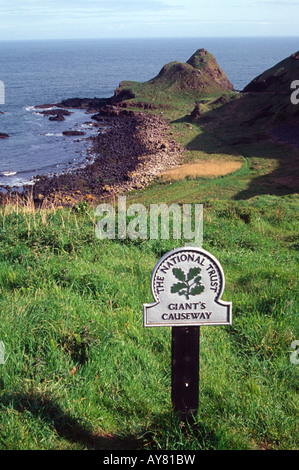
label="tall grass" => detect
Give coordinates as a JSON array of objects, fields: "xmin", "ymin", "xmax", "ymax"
[
  {"xmin": 0, "ymin": 192, "xmax": 298, "ymax": 450},
  {"xmin": 159, "ymin": 159, "xmax": 243, "ymax": 182}
]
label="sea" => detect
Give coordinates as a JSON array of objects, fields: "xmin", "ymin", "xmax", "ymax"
[{"xmin": 0, "ymin": 37, "xmax": 298, "ymax": 189}]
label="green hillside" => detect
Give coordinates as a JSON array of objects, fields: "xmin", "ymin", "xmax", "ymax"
[{"xmin": 115, "ymin": 48, "xmax": 234, "ymax": 108}]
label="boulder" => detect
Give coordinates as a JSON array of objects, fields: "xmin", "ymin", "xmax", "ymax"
[
  {"xmin": 189, "ymin": 102, "xmax": 202, "ymax": 122},
  {"xmin": 39, "ymin": 109, "xmax": 72, "ymax": 117},
  {"xmin": 62, "ymin": 130, "xmax": 86, "ymax": 136},
  {"xmin": 49, "ymin": 113, "xmax": 65, "ymax": 121},
  {"xmin": 91, "ymin": 106, "xmax": 135, "ymax": 120}
]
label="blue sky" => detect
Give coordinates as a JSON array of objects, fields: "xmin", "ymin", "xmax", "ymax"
[{"xmin": 0, "ymin": 0, "xmax": 298, "ymax": 40}]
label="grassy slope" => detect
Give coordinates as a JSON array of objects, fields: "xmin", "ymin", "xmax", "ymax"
[
  {"xmin": 0, "ymin": 194, "xmax": 297, "ymax": 450},
  {"xmin": 0, "ymin": 57, "xmax": 298, "ymax": 450}
]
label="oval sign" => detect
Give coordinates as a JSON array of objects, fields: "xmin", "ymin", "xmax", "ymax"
[{"xmin": 143, "ymin": 246, "xmax": 232, "ymax": 327}]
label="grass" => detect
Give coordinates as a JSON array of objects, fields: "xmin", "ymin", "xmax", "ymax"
[{"xmin": 0, "ymin": 191, "xmax": 298, "ymax": 450}]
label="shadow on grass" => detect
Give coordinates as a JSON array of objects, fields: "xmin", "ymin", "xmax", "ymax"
[
  {"xmin": 179, "ymin": 95, "xmax": 299, "ymax": 200},
  {"xmin": 1, "ymin": 390, "xmax": 252, "ymax": 450},
  {"xmin": 1, "ymin": 390, "xmax": 141, "ymax": 450},
  {"xmin": 141, "ymin": 410, "xmax": 249, "ymax": 450}
]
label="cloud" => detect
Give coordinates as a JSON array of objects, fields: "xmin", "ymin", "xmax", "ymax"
[
  {"xmin": 0, "ymin": 0, "xmax": 298, "ymax": 39},
  {"xmin": 0, "ymin": 0, "xmax": 181, "ymax": 25},
  {"xmin": 257, "ymin": 0, "xmax": 299, "ymax": 3},
  {"xmin": 1, "ymin": 0, "xmax": 174, "ymax": 14}
]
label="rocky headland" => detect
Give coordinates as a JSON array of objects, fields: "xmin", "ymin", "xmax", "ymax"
[{"xmin": 242, "ymin": 51, "xmax": 299, "ymax": 148}]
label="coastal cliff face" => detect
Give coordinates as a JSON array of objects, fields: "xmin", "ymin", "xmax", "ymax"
[
  {"xmin": 238, "ymin": 51, "xmax": 299, "ymax": 134},
  {"xmin": 187, "ymin": 50, "xmax": 299, "ymax": 196},
  {"xmin": 190, "ymin": 50, "xmax": 299, "ymax": 131},
  {"xmin": 243, "ymin": 51, "xmax": 299, "ymax": 93},
  {"xmin": 242, "ymin": 51, "xmax": 299, "ymax": 132}
]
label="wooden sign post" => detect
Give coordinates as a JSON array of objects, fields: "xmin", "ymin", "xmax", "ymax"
[
  {"xmin": 143, "ymin": 246, "xmax": 232, "ymax": 421},
  {"xmin": 171, "ymin": 326, "xmax": 200, "ymax": 419}
]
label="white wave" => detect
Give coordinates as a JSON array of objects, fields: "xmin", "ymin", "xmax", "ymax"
[
  {"xmin": 25, "ymin": 105, "xmax": 43, "ymax": 115},
  {"xmin": 41, "ymin": 133, "xmax": 63, "ymax": 137},
  {"xmin": 26, "ymin": 105, "xmax": 59, "ymax": 113},
  {"xmin": 35, "ymin": 106, "xmax": 57, "ymax": 111},
  {"xmin": 2, "ymin": 171, "xmax": 17, "ymax": 176}
]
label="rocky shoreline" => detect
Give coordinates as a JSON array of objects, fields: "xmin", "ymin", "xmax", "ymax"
[{"xmin": 28, "ymin": 97, "xmax": 184, "ymax": 206}]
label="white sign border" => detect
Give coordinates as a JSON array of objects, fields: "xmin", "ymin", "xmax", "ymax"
[{"xmin": 143, "ymin": 246, "xmax": 232, "ymax": 327}]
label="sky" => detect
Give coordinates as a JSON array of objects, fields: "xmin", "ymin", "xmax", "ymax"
[{"xmin": 0, "ymin": 0, "xmax": 298, "ymax": 41}]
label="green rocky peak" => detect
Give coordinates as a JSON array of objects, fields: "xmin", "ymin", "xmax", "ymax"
[
  {"xmin": 114, "ymin": 48, "xmax": 235, "ymax": 104},
  {"xmin": 186, "ymin": 49, "xmax": 234, "ymax": 91},
  {"xmin": 186, "ymin": 48, "xmax": 213, "ymax": 69},
  {"xmin": 149, "ymin": 48, "xmax": 234, "ymax": 94}
]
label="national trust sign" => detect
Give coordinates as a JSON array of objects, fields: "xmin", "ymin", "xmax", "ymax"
[{"xmin": 143, "ymin": 247, "xmax": 232, "ymax": 327}]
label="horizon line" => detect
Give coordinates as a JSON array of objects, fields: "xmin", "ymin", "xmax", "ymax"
[{"xmin": 0, "ymin": 35, "xmax": 299, "ymax": 42}]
